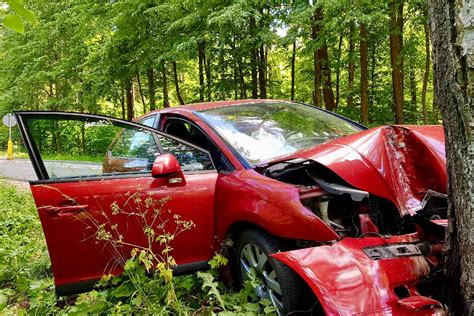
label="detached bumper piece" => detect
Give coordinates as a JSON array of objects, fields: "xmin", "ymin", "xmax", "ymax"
[{"xmin": 272, "ymin": 235, "xmax": 445, "ymax": 315}]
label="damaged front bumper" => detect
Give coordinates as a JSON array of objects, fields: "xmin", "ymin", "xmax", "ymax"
[{"xmin": 272, "ymin": 235, "xmax": 445, "ymax": 315}]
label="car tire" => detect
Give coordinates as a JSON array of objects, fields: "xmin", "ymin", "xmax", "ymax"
[{"xmin": 236, "ymin": 229, "xmax": 304, "ymax": 315}]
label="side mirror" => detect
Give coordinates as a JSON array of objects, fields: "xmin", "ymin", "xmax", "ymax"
[{"xmin": 151, "ymin": 154, "xmax": 185, "ymax": 186}]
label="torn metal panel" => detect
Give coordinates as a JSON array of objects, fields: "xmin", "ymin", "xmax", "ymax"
[
  {"xmin": 272, "ymin": 236, "xmax": 444, "ymax": 315},
  {"xmin": 272, "ymin": 125, "xmax": 447, "ymax": 215}
]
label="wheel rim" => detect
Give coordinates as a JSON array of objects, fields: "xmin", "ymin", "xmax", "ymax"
[{"xmin": 239, "ymin": 243, "xmax": 283, "ymax": 312}]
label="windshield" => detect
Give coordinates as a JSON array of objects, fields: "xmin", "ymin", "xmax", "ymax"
[{"xmin": 197, "ymin": 101, "xmax": 363, "ymax": 164}]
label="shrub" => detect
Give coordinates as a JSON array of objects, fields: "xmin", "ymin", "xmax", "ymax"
[{"xmin": 0, "ymin": 182, "xmax": 276, "ymax": 315}]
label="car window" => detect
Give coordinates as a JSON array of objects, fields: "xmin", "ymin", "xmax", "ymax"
[
  {"xmin": 138, "ymin": 115, "xmax": 156, "ymax": 127},
  {"xmin": 197, "ymin": 101, "xmax": 362, "ymax": 164},
  {"xmin": 162, "ymin": 117, "xmax": 228, "ymax": 170},
  {"xmin": 23, "ymin": 115, "xmax": 161, "ymax": 179},
  {"xmin": 159, "ymin": 135, "xmax": 214, "ymax": 172},
  {"xmin": 107, "ymin": 128, "xmax": 160, "ymax": 173}
]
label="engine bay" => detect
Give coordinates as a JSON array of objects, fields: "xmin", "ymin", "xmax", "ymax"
[{"xmin": 255, "ymin": 159, "xmax": 448, "ymax": 239}]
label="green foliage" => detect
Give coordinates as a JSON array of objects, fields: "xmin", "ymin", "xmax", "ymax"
[
  {"xmin": 0, "ymin": 0, "xmax": 440, "ymax": 145},
  {"xmin": 0, "ymin": 182, "xmax": 278, "ymax": 314},
  {"xmin": 1, "ymin": 0, "xmax": 36, "ymax": 33},
  {"xmin": 0, "ymin": 180, "xmax": 56, "ymax": 314}
]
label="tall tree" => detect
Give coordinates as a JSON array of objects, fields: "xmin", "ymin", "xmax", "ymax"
[
  {"xmin": 311, "ymin": 6, "xmax": 335, "ymax": 111},
  {"xmin": 258, "ymin": 44, "xmax": 267, "ymax": 98},
  {"xmin": 198, "ymin": 41, "xmax": 205, "ymax": 102},
  {"xmin": 125, "ymin": 80, "xmax": 134, "ymax": 121},
  {"xmin": 421, "ymin": 22, "xmax": 430, "ymax": 124},
  {"xmin": 249, "ymin": 15, "xmax": 259, "ymax": 99},
  {"xmin": 428, "ymin": 0, "xmax": 474, "ymax": 314},
  {"xmin": 311, "ymin": 7, "xmax": 323, "ymax": 107},
  {"xmin": 162, "ymin": 63, "xmax": 169, "ymax": 108},
  {"xmin": 360, "ymin": 23, "xmax": 369, "ymax": 124},
  {"xmin": 389, "ymin": 0, "xmax": 405, "ymax": 123},
  {"xmin": 347, "ymin": 16, "xmax": 355, "ymax": 108},
  {"xmin": 291, "ymin": 41, "xmax": 296, "ymax": 101},
  {"xmin": 335, "ymin": 35, "xmax": 343, "ymax": 109},
  {"xmin": 147, "ymin": 68, "xmax": 156, "ymax": 111},
  {"xmin": 172, "ymin": 61, "xmax": 185, "ymax": 105}
]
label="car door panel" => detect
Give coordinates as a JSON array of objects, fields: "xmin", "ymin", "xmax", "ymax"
[{"xmin": 15, "ymin": 112, "xmax": 217, "ymax": 295}]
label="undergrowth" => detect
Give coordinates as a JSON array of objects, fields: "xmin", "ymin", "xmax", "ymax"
[{"xmin": 0, "ymin": 181, "xmax": 275, "ymax": 315}]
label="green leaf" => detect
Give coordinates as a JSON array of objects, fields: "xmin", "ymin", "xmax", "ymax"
[
  {"xmin": 0, "ymin": 293, "xmax": 8, "ymax": 310},
  {"xmin": 8, "ymin": 1, "xmax": 36, "ymax": 23},
  {"xmin": 3, "ymin": 14, "xmax": 25, "ymax": 33}
]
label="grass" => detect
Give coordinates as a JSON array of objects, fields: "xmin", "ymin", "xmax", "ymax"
[
  {"xmin": 41, "ymin": 153, "xmax": 103, "ymax": 163},
  {"xmin": 0, "ymin": 180, "xmax": 55, "ymax": 314},
  {"xmin": 0, "ymin": 181, "xmax": 274, "ymax": 315},
  {"xmin": 0, "ymin": 150, "xmax": 103, "ymax": 162},
  {"xmin": 0, "ymin": 151, "xmax": 29, "ymax": 159}
]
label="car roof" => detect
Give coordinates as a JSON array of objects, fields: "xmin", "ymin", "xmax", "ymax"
[{"xmin": 148, "ymin": 99, "xmax": 288, "ymax": 115}]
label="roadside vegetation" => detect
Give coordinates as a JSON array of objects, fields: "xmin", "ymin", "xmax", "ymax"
[{"xmin": 0, "ymin": 181, "xmax": 275, "ymax": 314}]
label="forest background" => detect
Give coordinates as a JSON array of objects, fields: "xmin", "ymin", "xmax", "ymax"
[{"xmin": 0, "ymin": 0, "xmax": 434, "ymax": 151}]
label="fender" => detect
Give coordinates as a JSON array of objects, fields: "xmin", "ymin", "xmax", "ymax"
[
  {"xmin": 215, "ymin": 169, "xmax": 339, "ymax": 243},
  {"xmin": 272, "ymin": 235, "xmax": 445, "ymax": 315}
]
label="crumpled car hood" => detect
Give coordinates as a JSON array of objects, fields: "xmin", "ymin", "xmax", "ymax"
[{"xmin": 280, "ymin": 125, "xmax": 446, "ymax": 215}]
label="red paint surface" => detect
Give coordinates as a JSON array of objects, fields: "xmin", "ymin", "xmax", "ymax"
[
  {"xmin": 214, "ymin": 169, "xmax": 339, "ymax": 242},
  {"xmin": 273, "ymin": 236, "xmax": 444, "ymax": 315},
  {"xmin": 151, "ymin": 153, "xmax": 184, "ymax": 180},
  {"xmin": 31, "ymin": 174, "xmax": 217, "ymax": 288}
]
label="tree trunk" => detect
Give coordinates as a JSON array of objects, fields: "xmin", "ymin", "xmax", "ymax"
[
  {"xmin": 172, "ymin": 61, "xmax": 185, "ymax": 105},
  {"xmin": 238, "ymin": 58, "xmax": 247, "ymax": 99},
  {"xmin": 136, "ymin": 72, "xmax": 146, "ymax": 114},
  {"xmin": 389, "ymin": 0, "xmax": 405, "ymax": 124},
  {"xmin": 369, "ymin": 40, "xmax": 377, "ymax": 107},
  {"xmin": 409, "ymin": 67, "xmax": 417, "ymax": 110},
  {"xmin": 204, "ymin": 48, "xmax": 212, "ymax": 102},
  {"xmin": 258, "ymin": 44, "xmax": 267, "ymax": 99},
  {"xmin": 291, "ymin": 41, "xmax": 296, "ymax": 101},
  {"xmin": 312, "ymin": 7, "xmax": 335, "ymax": 111},
  {"xmin": 198, "ymin": 41, "xmax": 205, "ymax": 102},
  {"xmin": 422, "ymin": 22, "xmax": 431, "ymax": 124},
  {"xmin": 428, "ymin": 0, "xmax": 474, "ymax": 314},
  {"xmin": 319, "ymin": 46, "xmax": 336, "ymax": 111},
  {"xmin": 125, "ymin": 80, "xmax": 134, "ymax": 121},
  {"xmin": 161, "ymin": 64, "xmax": 169, "ymax": 108},
  {"xmin": 147, "ymin": 68, "xmax": 156, "ymax": 111},
  {"xmin": 347, "ymin": 23, "xmax": 355, "ymax": 107},
  {"xmin": 347, "ymin": 19, "xmax": 355, "ymax": 108},
  {"xmin": 251, "ymin": 48, "xmax": 259, "ymax": 99},
  {"xmin": 232, "ymin": 40, "xmax": 238, "ymax": 100},
  {"xmin": 311, "ymin": 9, "xmax": 322, "ymax": 107},
  {"xmin": 335, "ymin": 34, "xmax": 343, "ymax": 109},
  {"xmin": 249, "ymin": 16, "xmax": 258, "ymax": 99},
  {"xmin": 120, "ymin": 88, "xmax": 125, "ymax": 120},
  {"xmin": 312, "ymin": 51, "xmax": 322, "ymax": 107},
  {"xmin": 360, "ymin": 23, "xmax": 369, "ymax": 125}
]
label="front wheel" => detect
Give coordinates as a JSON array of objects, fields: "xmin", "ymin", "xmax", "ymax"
[{"xmin": 236, "ymin": 229, "xmax": 304, "ymax": 314}]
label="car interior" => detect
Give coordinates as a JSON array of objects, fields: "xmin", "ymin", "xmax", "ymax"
[{"xmin": 162, "ymin": 118, "xmax": 229, "ymax": 171}]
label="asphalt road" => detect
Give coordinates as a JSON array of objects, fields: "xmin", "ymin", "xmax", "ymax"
[{"xmin": 0, "ymin": 158, "xmax": 102, "ymax": 182}]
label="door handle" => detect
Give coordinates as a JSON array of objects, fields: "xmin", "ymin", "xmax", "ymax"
[{"xmin": 44, "ymin": 205, "xmax": 88, "ymax": 217}]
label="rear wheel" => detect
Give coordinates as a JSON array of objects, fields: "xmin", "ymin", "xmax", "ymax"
[{"xmin": 236, "ymin": 229, "xmax": 304, "ymax": 314}]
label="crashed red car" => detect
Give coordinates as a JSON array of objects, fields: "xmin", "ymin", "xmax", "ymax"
[{"xmin": 15, "ymin": 100, "xmax": 447, "ymax": 315}]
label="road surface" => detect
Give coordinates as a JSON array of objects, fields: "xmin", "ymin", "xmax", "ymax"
[{"xmin": 0, "ymin": 158, "xmax": 102, "ymax": 182}]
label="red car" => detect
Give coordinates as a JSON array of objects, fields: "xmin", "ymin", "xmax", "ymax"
[{"xmin": 15, "ymin": 100, "xmax": 447, "ymax": 315}]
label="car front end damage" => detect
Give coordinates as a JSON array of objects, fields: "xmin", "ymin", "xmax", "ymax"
[
  {"xmin": 272, "ymin": 234, "xmax": 445, "ymax": 315},
  {"xmin": 251, "ymin": 125, "xmax": 448, "ymax": 314}
]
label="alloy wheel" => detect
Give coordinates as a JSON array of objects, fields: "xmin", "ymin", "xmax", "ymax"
[{"xmin": 239, "ymin": 242, "xmax": 283, "ymax": 312}]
